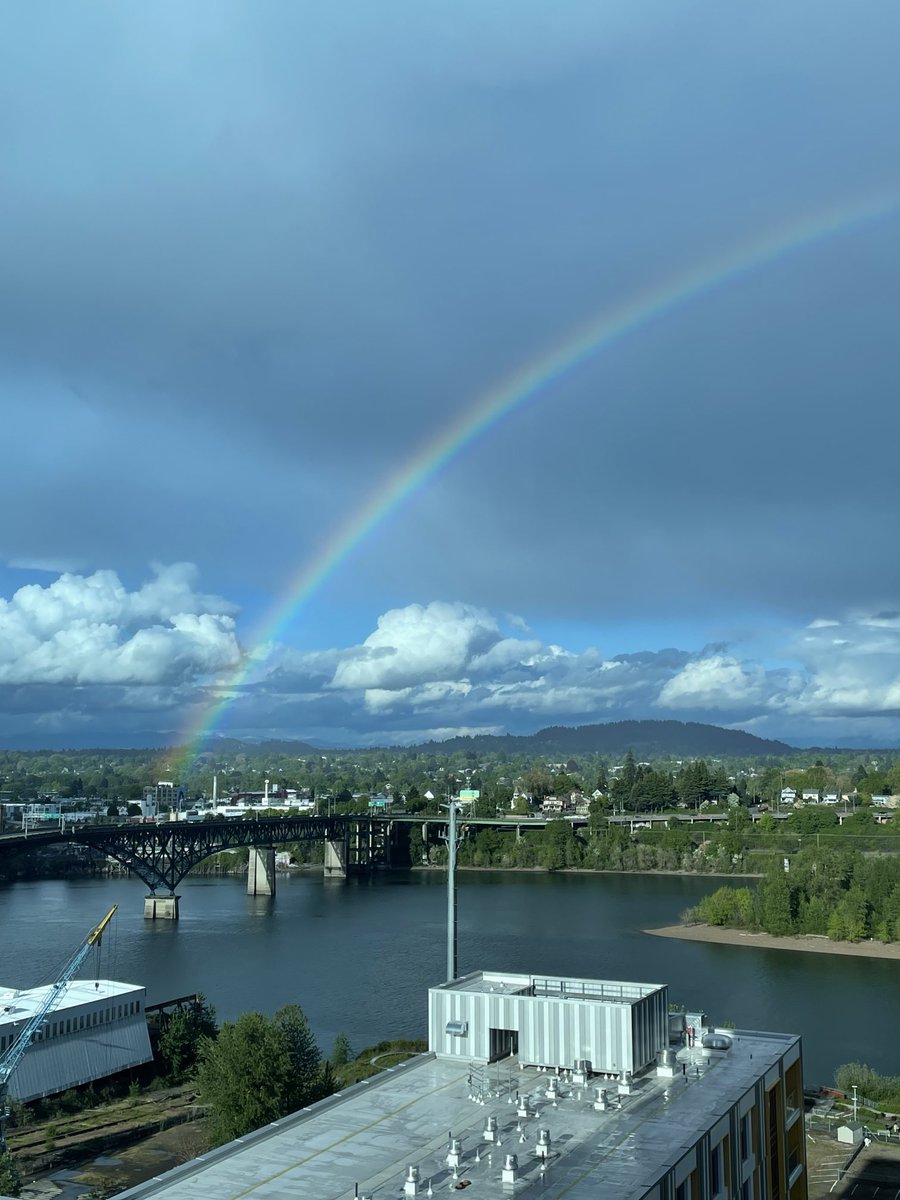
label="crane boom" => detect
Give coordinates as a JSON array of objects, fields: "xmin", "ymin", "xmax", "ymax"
[{"xmin": 0, "ymin": 905, "xmax": 117, "ymax": 1146}]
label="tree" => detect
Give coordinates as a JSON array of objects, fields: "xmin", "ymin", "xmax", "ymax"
[
  {"xmin": 696, "ymin": 886, "xmax": 754, "ymax": 927},
  {"xmin": 331, "ymin": 1032, "xmax": 352, "ymax": 1067},
  {"xmin": 0, "ymin": 1149, "xmax": 21, "ymax": 1197},
  {"xmin": 197, "ymin": 1005, "xmax": 331, "ymax": 1145},
  {"xmin": 759, "ymin": 871, "xmax": 794, "ymax": 936},
  {"xmin": 157, "ymin": 996, "xmax": 218, "ymax": 1082},
  {"xmin": 787, "ymin": 807, "xmax": 838, "ymax": 836},
  {"xmin": 827, "ymin": 887, "xmax": 869, "ymax": 943}
]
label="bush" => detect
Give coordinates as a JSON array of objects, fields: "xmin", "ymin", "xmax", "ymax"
[
  {"xmin": 835, "ymin": 1063, "xmax": 900, "ymax": 1112},
  {"xmin": 0, "ymin": 1149, "xmax": 21, "ymax": 1197}
]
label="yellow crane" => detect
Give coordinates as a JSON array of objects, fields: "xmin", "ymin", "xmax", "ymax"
[{"xmin": 0, "ymin": 905, "xmax": 118, "ymax": 1148}]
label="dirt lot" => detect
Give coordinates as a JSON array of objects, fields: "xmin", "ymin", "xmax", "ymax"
[{"xmin": 10, "ymin": 1086, "xmax": 209, "ymax": 1200}]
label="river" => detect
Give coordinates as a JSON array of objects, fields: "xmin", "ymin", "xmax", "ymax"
[{"xmin": 0, "ymin": 870, "xmax": 893, "ymax": 1088}]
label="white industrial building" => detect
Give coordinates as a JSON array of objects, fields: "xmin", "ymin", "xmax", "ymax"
[
  {"xmin": 114, "ymin": 969, "xmax": 807, "ymax": 1200},
  {"xmin": 0, "ymin": 979, "xmax": 153, "ymax": 1101},
  {"xmin": 428, "ymin": 971, "xmax": 669, "ymax": 1073}
]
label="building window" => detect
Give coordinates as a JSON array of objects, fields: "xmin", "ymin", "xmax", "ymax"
[
  {"xmin": 741, "ymin": 1181, "xmax": 750, "ymax": 1200},
  {"xmin": 741, "ymin": 1113, "xmax": 750, "ymax": 1160},
  {"xmin": 711, "ymin": 1143, "xmax": 722, "ymax": 1193}
]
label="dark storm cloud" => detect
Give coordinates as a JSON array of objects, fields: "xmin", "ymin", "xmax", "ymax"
[{"xmin": 3, "ymin": 3, "xmax": 900, "ymax": 744}]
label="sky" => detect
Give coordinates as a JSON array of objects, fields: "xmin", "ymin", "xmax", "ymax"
[{"xmin": 2, "ymin": 1, "xmax": 900, "ymax": 750}]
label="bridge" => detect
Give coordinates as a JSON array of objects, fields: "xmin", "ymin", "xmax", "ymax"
[
  {"xmin": 0, "ymin": 816, "xmax": 394, "ymax": 919},
  {"xmin": 0, "ymin": 809, "xmax": 727, "ymax": 919}
]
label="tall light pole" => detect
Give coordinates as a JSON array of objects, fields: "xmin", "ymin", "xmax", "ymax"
[{"xmin": 442, "ymin": 801, "xmax": 462, "ymax": 981}]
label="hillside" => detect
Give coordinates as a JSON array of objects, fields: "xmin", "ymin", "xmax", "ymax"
[{"xmin": 420, "ymin": 720, "xmax": 793, "ymax": 758}]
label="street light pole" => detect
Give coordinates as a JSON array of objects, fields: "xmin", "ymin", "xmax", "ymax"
[{"xmin": 442, "ymin": 801, "xmax": 461, "ymax": 982}]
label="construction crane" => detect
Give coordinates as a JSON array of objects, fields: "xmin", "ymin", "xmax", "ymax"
[{"xmin": 0, "ymin": 905, "xmax": 117, "ymax": 1149}]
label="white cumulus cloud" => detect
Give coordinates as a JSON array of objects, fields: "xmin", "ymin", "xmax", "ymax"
[
  {"xmin": 657, "ymin": 655, "xmax": 766, "ymax": 710},
  {"xmin": 0, "ymin": 564, "xmax": 240, "ymax": 685},
  {"xmin": 331, "ymin": 601, "xmax": 501, "ymax": 692}
]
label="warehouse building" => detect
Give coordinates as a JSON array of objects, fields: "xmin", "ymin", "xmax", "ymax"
[
  {"xmin": 0, "ymin": 979, "xmax": 153, "ymax": 1101},
  {"xmin": 116, "ymin": 969, "xmax": 806, "ymax": 1200}
]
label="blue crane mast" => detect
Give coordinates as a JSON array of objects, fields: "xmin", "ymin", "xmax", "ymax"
[{"xmin": 0, "ymin": 905, "xmax": 118, "ymax": 1149}]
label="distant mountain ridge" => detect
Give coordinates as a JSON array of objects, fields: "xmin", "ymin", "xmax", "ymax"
[{"xmin": 414, "ymin": 720, "xmax": 794, "ymax": 758}]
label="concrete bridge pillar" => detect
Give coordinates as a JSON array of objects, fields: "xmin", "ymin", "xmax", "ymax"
[
  {"xmin": 323, "ymin": 837, "xmax": 348, "ymax": 881},
  {"xmin": 144, "ymin": 895, "xmax": 180, "ymax": 920},
  {"xmin": 247, "ymin": 846, "xmax": 276, "ymax": 896}
]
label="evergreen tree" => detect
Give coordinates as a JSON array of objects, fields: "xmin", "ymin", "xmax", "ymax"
[
  {"xmin": 157, "ymin": 995, "xmax": 218, "ymax": 1082},
  {"xmin": 197, "ymin": 1005, "xmax": 331, "ymax": 1146},
  {"xmin": 759, "ymin": 871, "xmax": 794, "ymax": 936},
  {"xmin": 331, "ymin": 1032, "xmax": 352, "ymax": 1067}
]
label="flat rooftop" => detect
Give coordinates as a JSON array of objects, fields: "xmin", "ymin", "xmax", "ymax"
[
  {"xmin": 117, "ymin": 1028, "xmax": 799, "ymax": 1200},
  {"xmin": 439, "ymin": 971, "xmax": 665, "ymax": 1002},
  {"xmin": 0, "ymin": 979, "xmax": 143, "ymax": 1023}
]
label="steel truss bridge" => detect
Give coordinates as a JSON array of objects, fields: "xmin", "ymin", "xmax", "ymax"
[
  {"xmin": 0, "ymin": 812, "xmax": 611, "ymax": 899},
  {"xmin": 0, "ymin": 815, "xmax": 391, "ymax": 895}
]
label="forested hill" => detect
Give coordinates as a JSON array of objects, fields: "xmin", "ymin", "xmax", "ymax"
[{"xmin": 422, "ymin": 721, "xmax": 793, "ymax": 758}]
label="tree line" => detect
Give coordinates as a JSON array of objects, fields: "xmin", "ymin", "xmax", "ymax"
[{"xmin": 684, "ymin": 846, "xmax": 900, "ymax": 942}]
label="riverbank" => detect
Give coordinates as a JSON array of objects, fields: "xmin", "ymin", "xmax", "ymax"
[
  {"xmin": 646, "ymin": 923, "xmax": 900, "ymax": 961},
  {"xmin": 422, "ymin": 865, "xmax": 763, "ymax": 879}
]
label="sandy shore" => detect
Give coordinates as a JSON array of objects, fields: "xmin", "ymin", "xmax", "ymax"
[{"xmin": 646, "ymin": 923, "xmax": 900, "ymax": 961}]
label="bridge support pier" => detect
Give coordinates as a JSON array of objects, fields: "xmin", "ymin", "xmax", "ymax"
[
  {"xmin": 144, "ymin": 894, "xmax": 180, "ymax": 920},
  {"xmin": 323, "ymin": 837, "xmax": 348, "ymax": 881},
  {"xmin": 247, "ymin": 846, "xmax": 276, "ymax": 896}
]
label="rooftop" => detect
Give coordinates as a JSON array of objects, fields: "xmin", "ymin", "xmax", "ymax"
[
  {"xmin": 0, "ymin": 979, "xmax": 143, "ymax": 1024},
  {"xmin": 439, "ymin": 971, "xmax": 665, "ymax": 1003},
  {"xmin": 117, "ymin": 1028, "xmax": 799, "ymax": 1200}
]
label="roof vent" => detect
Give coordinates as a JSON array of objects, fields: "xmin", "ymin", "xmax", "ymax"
[
  {"xmin": 701, "ymin": 1033, "xmax": 733, "ymax": 1052},
  {"xmin": 501, "ymin": 1154, "xmax": 518, "ymax": 1185},
  {"xmin": 445, "ymin": 1020, "xmax": 468, "ymax": 1037},
  {"xmin": 404, "ymin": 1165, "xmax": 420, "ymax": 1197}
]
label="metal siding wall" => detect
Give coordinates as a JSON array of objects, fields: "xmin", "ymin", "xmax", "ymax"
[
  {"xmin": 429, "ymin": 984, "xmax": 669, "ymax": 1072},
  {"xmin": 10, "ymin": 1015, "xmax": 153, "ymax": 1102}
]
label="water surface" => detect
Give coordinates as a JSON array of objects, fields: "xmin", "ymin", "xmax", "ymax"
[{"xmin": 0, "ymin": 870, "xmax": 890, "ymax": 1086}]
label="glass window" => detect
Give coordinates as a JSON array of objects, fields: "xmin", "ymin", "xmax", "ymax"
[
  {"xmin": 741, "ymin": 1113, "xmax": 750, "ymax": 1160},
  {"xmin": 711, "ymin": 1144, "xmax": 721, "ymax": 1193}
]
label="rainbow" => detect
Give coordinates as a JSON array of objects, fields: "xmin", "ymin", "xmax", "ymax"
[{"xmin": 181, "ymin": 189, "xmax": 900, "ymax": 755}]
